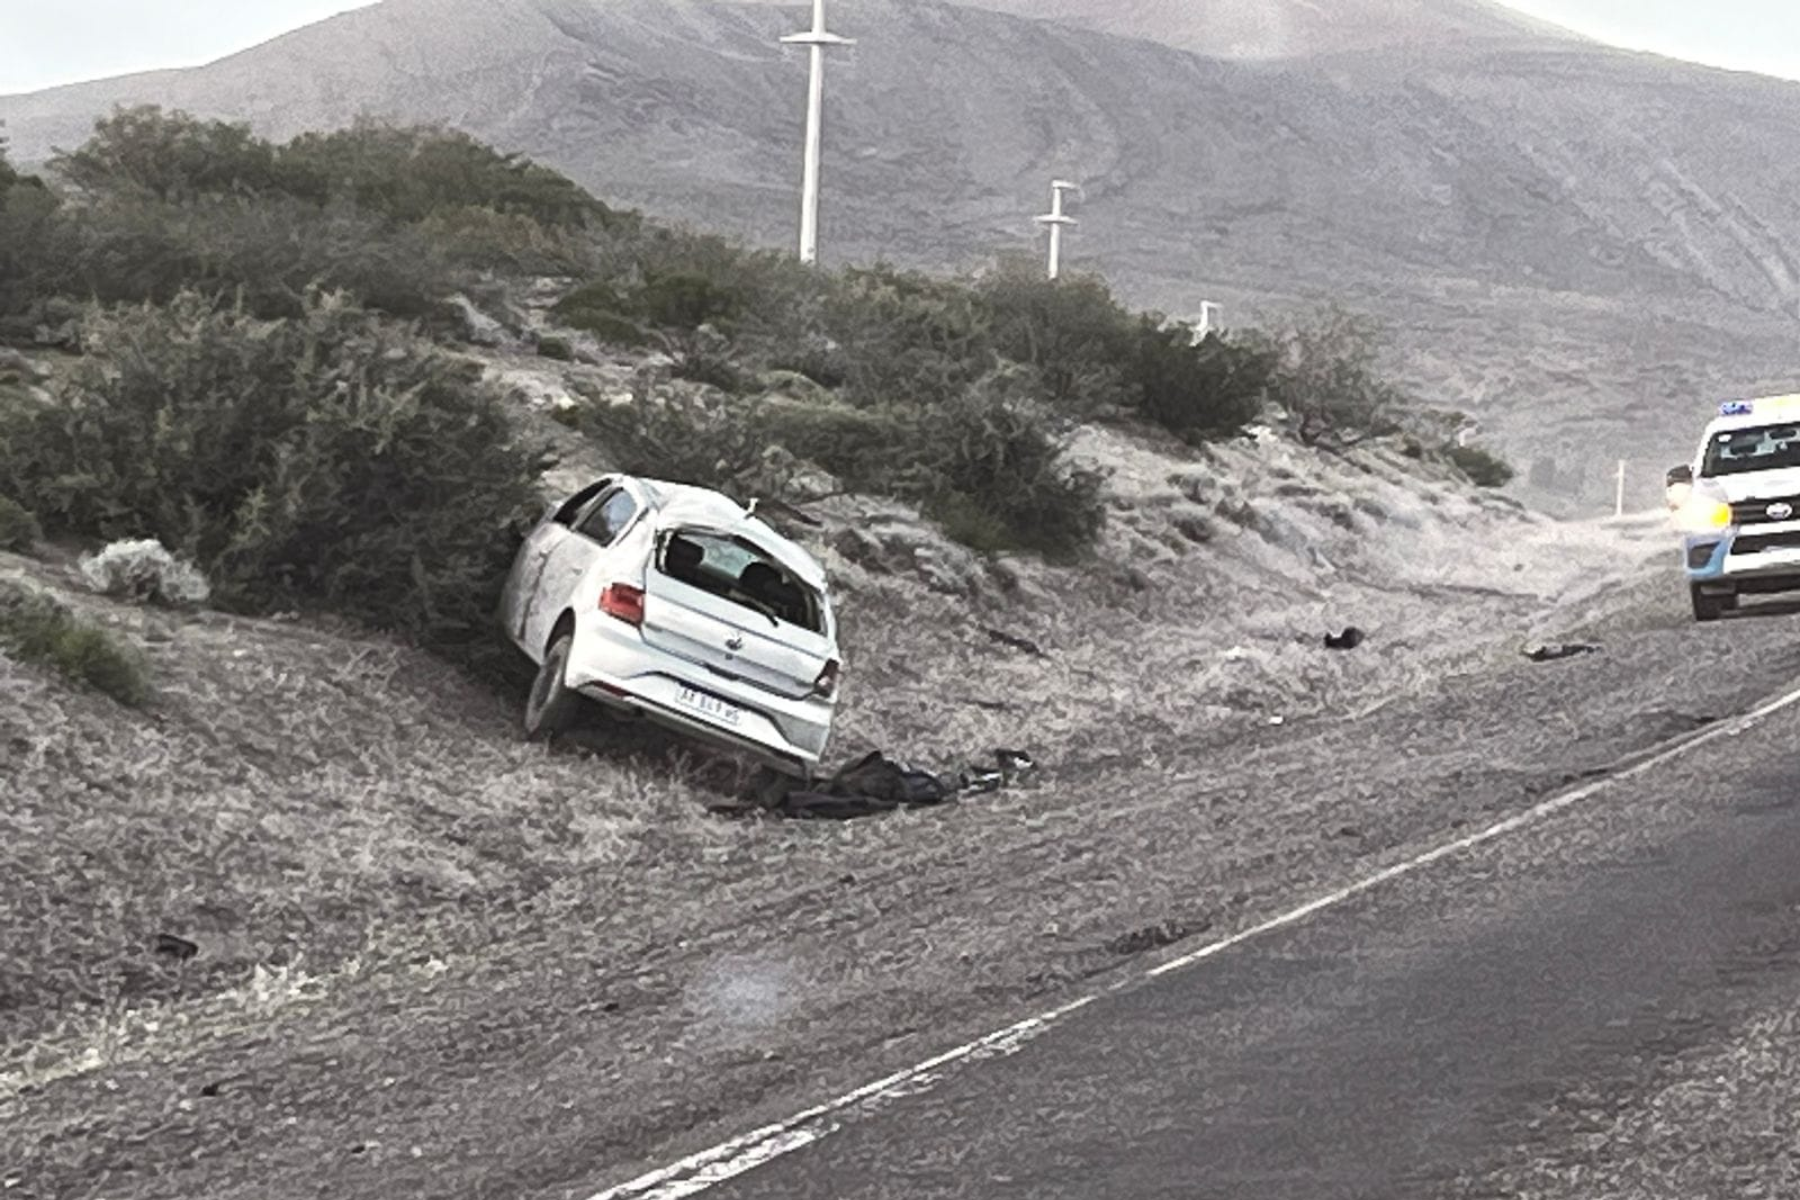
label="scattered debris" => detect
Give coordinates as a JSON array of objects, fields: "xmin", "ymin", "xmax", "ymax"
[
  {"xmin": 719, "ymin": 749, "xmax": 1038, "ymax": 820},
  {"xmin": 1104, "ymin": 916, "xmax": 1213, "ymax": 957},
  {"xmin": 1524, "ymin": 642, "xmax": 1601, "ymax": 663},
  {"xmin": 985, "ymin": 628, "xmax": 1047, "ymax": 658},
  {"xmin": 1324, "ymin": 626, "xmax": 1366, "ymax": 651},
  {"xmin": 153, "ymin": 933, "xmax": 199, "ymax": 961}
]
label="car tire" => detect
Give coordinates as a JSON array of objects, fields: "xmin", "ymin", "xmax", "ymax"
[
  {"xmin": 524, "ymin": 632, "xmax": 582, "ymax": 740},
  {"xmin": 1691, "ymin": 584, "xmax": 1727, "ymax": 623}
]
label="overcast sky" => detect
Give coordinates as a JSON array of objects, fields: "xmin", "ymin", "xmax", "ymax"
[{"xmin": 3, "ymin": 1, "xmax": 1800, "ymax": 94}]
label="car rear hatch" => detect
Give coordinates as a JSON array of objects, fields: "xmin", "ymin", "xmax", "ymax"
[{"xmin": 640, "ymin": 526, "xmax": 834, "ymax": 700}]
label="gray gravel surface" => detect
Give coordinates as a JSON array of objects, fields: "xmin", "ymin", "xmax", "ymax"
[{"xmin": 10, "ymin": 581, "xmax": 1800, "ymax": 1200}]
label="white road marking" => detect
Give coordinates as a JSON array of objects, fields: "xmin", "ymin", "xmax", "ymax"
[{"xmin": 587, "ymin": 681, "xmax": 1800, "ymax": 1200}]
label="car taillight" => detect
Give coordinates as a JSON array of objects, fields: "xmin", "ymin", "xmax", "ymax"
[
  {"xmin": 812, "ymin": 658, "xmax": 841, "ymax": 699},
  {"xmin": 600, "ymin": 583, "xmax": 646, "ymax": 627}
]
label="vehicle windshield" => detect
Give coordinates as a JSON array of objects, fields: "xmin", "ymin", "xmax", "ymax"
[
  {"xmin": 656, "ymin": 529, "xmax": 826, "ymax": 634},
  {"xmin": 1701, "ymin": 423, "xmax": 1800, "ymax": 477}
]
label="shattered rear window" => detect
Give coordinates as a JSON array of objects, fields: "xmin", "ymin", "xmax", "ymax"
[{"xmin": 657, "ymin": 530, "xmax": 825, "ymax": 634}]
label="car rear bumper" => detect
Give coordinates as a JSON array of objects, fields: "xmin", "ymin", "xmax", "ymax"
[{"xmin": 565, "ymin": 617, "xmax": 835, "ymax": 772}]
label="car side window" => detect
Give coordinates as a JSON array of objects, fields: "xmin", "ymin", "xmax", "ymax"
[
  {"xmin": 551, "ymin": 478, "xmax": 611, "ymax": 527},
  {"xmin": 574, "ymin": 489, "xmax": 638, "ymax": 547}
]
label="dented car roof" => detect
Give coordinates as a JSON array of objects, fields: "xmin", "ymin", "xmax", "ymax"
[{"xmin": 637, "ymin": 479, "xmax": 829, "ymax": 591}]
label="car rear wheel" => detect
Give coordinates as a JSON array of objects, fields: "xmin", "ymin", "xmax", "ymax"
[
  {"xmin": 1691, "ymin": 584, "xmax": 1728, "ymax": 623},
  {"xmin": 524, "ymin": 632, "xmax": 582, "ymax": 739}
]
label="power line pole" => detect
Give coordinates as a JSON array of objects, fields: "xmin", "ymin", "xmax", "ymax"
[
  {"xmin": 781, "ymin": 0, "xmax": 854, "ymax": 265},
  {"xmin": 1035, "ymin": 180, "xmax": 1080, "ymax": 280},
  {"xmin": 1197, "ymin": 301, "xmax": 1221, "ymax": 340}
]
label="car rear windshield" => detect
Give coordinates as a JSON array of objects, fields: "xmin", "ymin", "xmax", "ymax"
[
  {"xmin": 656, "ymin": 530, "xmax": 826, "ymax": 634},
  {"xmin": 1703, "ymin": 423, "xmax": 1800, "ymax": 477}
]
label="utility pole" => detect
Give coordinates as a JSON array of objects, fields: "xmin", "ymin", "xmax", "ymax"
[
  {"xmin": 781, "ymin": 0, "xmax": 854, "ymax": 265},
  {"xmin": 1615, "ymin": 459, "xmax": 1626, "ymax": 518},
  {"xmin": 1035, "ymin": 180, "xmax": 1080, "ymax": 281},
  {"xmin": 1197, "ymin": 301, "xmax": 1221, "ymax": 340}
]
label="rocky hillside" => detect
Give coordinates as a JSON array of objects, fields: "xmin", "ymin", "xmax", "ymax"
[
  {"xmin": 834, "ymin": 0, "xmax": 1585, "ymax": 59},
  {"xmin": 5, "ymin": 0, "xmax": 1800, "ymax": 504}
]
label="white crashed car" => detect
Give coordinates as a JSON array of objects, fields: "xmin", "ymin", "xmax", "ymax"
[{"xmin": 499, "ymin": 476, "xmax": 842, "ymax": 776}]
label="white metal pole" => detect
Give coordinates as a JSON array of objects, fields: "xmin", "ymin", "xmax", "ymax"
[
  {"xmin": 1035, "ymin": 180, "xmax": 1079, "ymax": 281},
  {"xmin": 782, "ymin": 0, "xmax": 853, "ymax": 266},
  {"xmin": 800, "ymin": 39, "xmax": 824, "ymax": 264},
  {"xmin": 1615, "ymin": 459, "xmax": 1626, "ymax": 517}
]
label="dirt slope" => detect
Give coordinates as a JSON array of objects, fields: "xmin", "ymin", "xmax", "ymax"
[{"xmin": 15, "ymin": 492, "xmax": 1800, "ymax": 1199}]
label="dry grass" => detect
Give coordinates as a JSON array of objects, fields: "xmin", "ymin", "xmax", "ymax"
[{"xmin": 0, "ymin": 417, "xmax": 1654, "ymax": 1086}]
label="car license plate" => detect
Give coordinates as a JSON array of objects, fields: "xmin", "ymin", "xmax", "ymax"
[{"xmin": 676, "ymin": 686, "xmax": 743, "ymax": 727}]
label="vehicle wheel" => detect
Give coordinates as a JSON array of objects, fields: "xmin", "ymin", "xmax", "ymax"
[
  {"xmin": 1691, "ymin": 585, "xmax": 1726, "ymax": 623},
  {"xmin": 524, "ymin": 632, "xmax": 582, "ymax": 739}
]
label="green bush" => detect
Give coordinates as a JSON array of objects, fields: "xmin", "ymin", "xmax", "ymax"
[
  {"xmin": 537, "ymin": 335, "xmax": 575, "ymax": 362},
  {"xmin": 0, "ymin": 585, "xmax": 152, "ymax": 706},
  {"xmin": 53, "ymin": 107, "xmax": 280, "ymax": 203},
  {"xmin": 1132, "ymin": 321, "xmax": 1274, "ymax": 442},
  {"xmin": 0, "ymin": 494, "xmax": 42, "ymax": 552},
  {"xmin": 823, "ymin": 265, "xmax": 996, "ymax": 408},
  {"xmin": 51, "ymin": 193, "xmax": 457, "ymax": 319},
  {"xmin": 977, "ymin": 260, "xmax": 1136, "ymax": 414},
  {"xmin": 577, "ymin": 375, "xmax": 1104, "ymax": 559},
  {"xmin": 1448, "ymin": 443, "xmax": 1516, "ymax": 488},
  {"xmin": 0, "ymin": 290, "xmax": 547, "ymax": 657},
  {"xmin": 275, "ymin": 120, "xmax": 618, "ymax": 229},
  {"xmin": 918, "ymin": 379, "xmax": 1106, "ymax": 560},
  {"xmin": 0, "ymin": 144, "xmax": 63, "ymax": 330},
  {"xmin": 1255, "ymin": 308, "xmax": 1409, "ymax": 448}
]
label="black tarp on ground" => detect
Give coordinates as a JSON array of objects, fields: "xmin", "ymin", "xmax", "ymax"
[{"xmin": 715, "ymin": 749, "xmax": 1037, "ymax": 820}]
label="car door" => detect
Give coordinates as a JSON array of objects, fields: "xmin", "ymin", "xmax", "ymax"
[
  {"xmin": 521, "ymin": 485, "xmax": 643, "ymax": 654},
  {"xmin": 502, "ymin": 478, "xmax": 613, "ymax": 647}
]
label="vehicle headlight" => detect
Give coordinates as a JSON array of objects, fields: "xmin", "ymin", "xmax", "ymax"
[{"xmin": 1677, "ymin": 497, "xmax": 1733, "ymax": 533}]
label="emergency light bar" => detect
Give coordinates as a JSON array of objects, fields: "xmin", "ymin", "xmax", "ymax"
[{"xmin": 1721, "ymin": 400, "xmax": 1756, "ymax": 416}]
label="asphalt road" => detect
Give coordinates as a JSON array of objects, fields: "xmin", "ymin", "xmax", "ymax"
[{"xmin": 639, "ymin": 695, "xmax": 1800, "ymax": 1200}]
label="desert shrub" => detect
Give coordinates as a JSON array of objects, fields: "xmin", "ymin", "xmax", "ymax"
[
  {"xmin": 45, "ymin": 193, "xmax": 458, "ymax": 320},
  {"xmin": 577, "ymin": 376, "xmax": 1103, "ymax": 558},
  {"xmin": 53, "ymin": 107, "xmax": 280, "ymax": 203},
  {"xmin": 0, "ymin": 494, "xmax": 42, "ymax": 553},
  {"xmin": 671, "ymin": 346, "xmax": 744, "ymax": 393},
  {"xmin": 537, "ymin": 335, "xmax": 575, "ymax": 362},
  {"xmin": 977, "ymin": 259, "xmax": 1136, "ymax": 415},
  {"xmin": 19, "ymin": 111, "xmax": 624, "ymax": 324},
  {"xmin": 823, "ymin": 264, "xmax": 995, "ymax": 408},
  {"xmin": 553, "ymin": 281, "xmax": 647, "ymax": 345},
  {"xmin": 78, "ymin": 538, "xmax": 212, "ymax": 607},
  {"xmin": 0, "ymin": 584, "xmax": 152, "ymax": 706},
  {"xmin": 637, "ymin": 272, "xmax": 742, "ymax": 332},
  {"xmin": 0, "ymin": 144, "xmax": 64, "ymax": 331},
  {"xmin": 917, "ymin": 378, "xmax": 1106, "ymax": 560},
  {"xmin": 416, "ymin": 206, "xmax": 596, "ymax": 275},
  {"xmin": 1133, "ymin": 322, "xmax": 1275, "ymax": 441},
  {"xmin": 0, "ymin": 290, "xmax": 546, "ymax": 656},
  {"xmin": 1448, "ymin": 443, "xmax": 1516, "ymax": 488},
  {"xmin": 276, "ymin": 121, "xmax": 617, "ymax": 229},
  {"xmin": 1255, "ymin": 307, "xmax": 1409, "ymax": 448}
]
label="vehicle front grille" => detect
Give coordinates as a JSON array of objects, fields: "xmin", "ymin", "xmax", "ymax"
[
  {"xmin": 1731, "ymin": 530, "xmax": 1800, "ymax": 556},
  {"xmin": 1730, "ymin": 494, "xmax": 1800, "ymax": 526}
]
